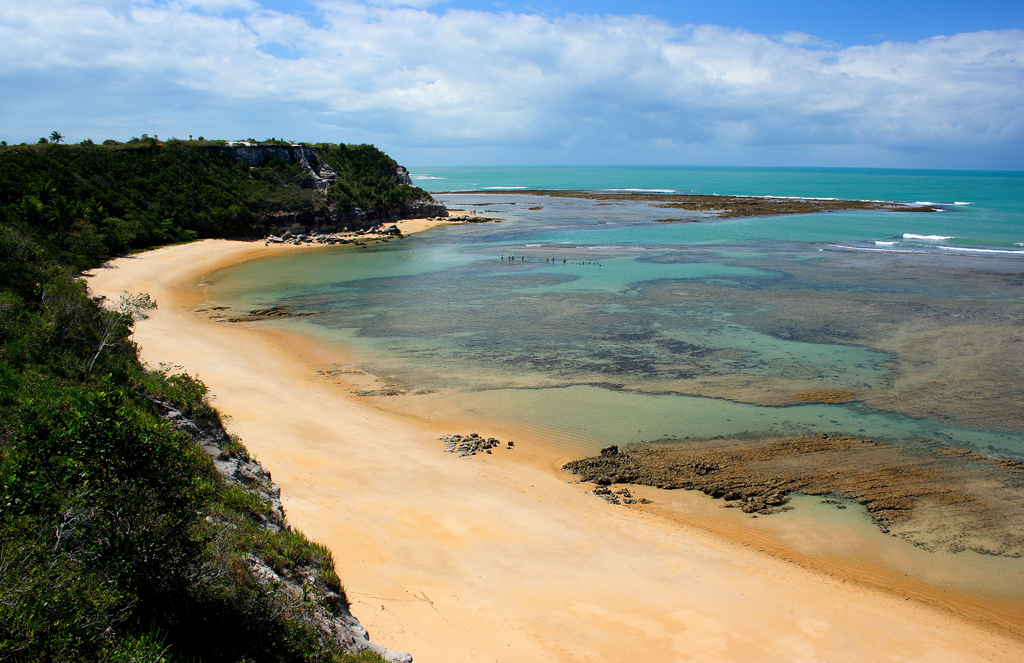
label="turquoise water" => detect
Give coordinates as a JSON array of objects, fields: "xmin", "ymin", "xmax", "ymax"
[
  {"xmin": 413, "ymin": 166, "xmax": 1024, "ymax": 253},
  {"xmin": 210, "ymin": 167, "xmax": 1024, "ymax": 458}
]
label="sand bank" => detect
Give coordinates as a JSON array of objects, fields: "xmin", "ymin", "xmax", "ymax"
[{"xmin": 86, "ymin": 237, "xmax": 1024, "ymax": 662}]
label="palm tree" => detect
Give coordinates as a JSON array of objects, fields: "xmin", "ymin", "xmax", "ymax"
[{"xmin": 49, "ymin": 131, "xmax": 64, "ymax": 144}]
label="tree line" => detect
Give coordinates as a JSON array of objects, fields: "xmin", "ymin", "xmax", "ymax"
[
  {"xmin": 0, "ymin": 139, "xmax": 432, "ymax": 271},
  {"xmin": 0, "ymin": 138, "xmax": 398, "ymax": 662}
]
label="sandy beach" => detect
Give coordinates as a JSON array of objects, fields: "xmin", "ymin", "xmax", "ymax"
[{"xmin": 85, "ymin": 234, "xmax": 1024, "ymax": 662}]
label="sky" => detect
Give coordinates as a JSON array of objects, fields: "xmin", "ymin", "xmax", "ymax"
[{"xmin": 1, "ymin": 0, "xmax": 1022, "ymax": 168}]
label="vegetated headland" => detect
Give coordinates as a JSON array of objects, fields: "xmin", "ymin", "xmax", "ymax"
[
  {"xmin": 1, "ymin": 138, "xmax": 445, "ymax": 270},
  {"xmin": 452, "ymin": 188, "xmax": 940, "ymax": 217},
  {"xmin": 0, "ymin": 138, "xmax": 439, "ymax": 662}
]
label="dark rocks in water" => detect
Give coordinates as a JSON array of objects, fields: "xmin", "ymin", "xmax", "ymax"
[
  {"xmin": 601, "ymin": 445, "xmax": 619, "ymax": 456},
  {"xmin": 225, "ymin": 305, "xmax": 314, "ymax": 323},
  {"xmin": 444, "ymin": 214, "xmax": 498, "ymax": 223},
  {"xmin": 349, "ymin": 387, "xmax": 408, "ymax": 397}
]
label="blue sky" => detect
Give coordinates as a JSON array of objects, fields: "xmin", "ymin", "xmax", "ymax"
[
  {"xmin": 1, "ymin": 0, "xmax": 1022, "ymax": 168},
  {"xmin": 438, "ymin": 0, "xmax": 1023, "ymax": 45}
]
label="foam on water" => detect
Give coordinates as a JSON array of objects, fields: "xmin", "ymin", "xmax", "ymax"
[
  {"xmin": 937, "ymin": 246, "xmax": 1024, "ymax": 255},
  {"xmin": 832, "ymin": 243, "xmax": 1024, "ymax": 257},
  {"xmin": 832, "ymin": 244, "xmax": 918, "ymax": 253},
  {"xmin": 736, "ymin": 194, "xmax": 841, "ymax": 201},
  {"xmin": 601, "ymin": 188, "xmax": 679, "ymax": 193},
  {"xmin": 903, "ymin": 233, "xmax": 954, "ymax": 241}
]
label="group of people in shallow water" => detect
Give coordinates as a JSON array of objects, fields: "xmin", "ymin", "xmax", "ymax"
[{"xmin": 500, "ymin": 254, "xmax": 601, "ymax": 266}]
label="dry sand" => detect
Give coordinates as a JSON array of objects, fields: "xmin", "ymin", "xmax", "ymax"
[{"xmin": 85, "ymin": 236, "xmax": 1024, "ymax": 663}]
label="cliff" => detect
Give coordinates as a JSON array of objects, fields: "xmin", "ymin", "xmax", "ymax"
[
  {"xmin": 210, "ymin": 144, "xmax": 340, "ymax": 191},
  {"xmin": 153, "ymin": 397, "xmax": 413, "ymax": 663},
  {"xmin": 211, "ymin": 143, "xmax": 447, "ymax": 232}
]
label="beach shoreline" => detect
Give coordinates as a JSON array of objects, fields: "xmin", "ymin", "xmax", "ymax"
[{"xmin": 85, "ymin": 234, "xmax": 1024, "ymax": 662}]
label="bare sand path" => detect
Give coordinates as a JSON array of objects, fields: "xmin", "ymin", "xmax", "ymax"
[{"xmin": 86, "ymin": 237, "xmax": 1024, "ymax": 663}]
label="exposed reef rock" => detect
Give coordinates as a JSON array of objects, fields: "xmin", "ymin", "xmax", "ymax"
[
  {"xmin": 443, "ymin": 214, "xmax": 499, "ymax": 223},
  {"xmin": 441, "ymin": 433, "xmax": 514, "ymax": 457},
  {"xmin": 461, "ymin": 189, "xmax": 940, "ymax": 217},
  {"xmin": 225, "ymin": 305, "xmax": 315, "ymax": 323},
  {"xmin": 264, "ymin": 224, "xmax": 406, "ymax": 247},
  {"xmin": 792, "ymin": 389, "xmax": 857, "ymax": 403},
  {"xmin": 152, "ymin": 397, "xmax": 412, "ymax": 663},
  {"xmin": 563, "ymin": 434, "xmax": 1024, "ymax": 557}
]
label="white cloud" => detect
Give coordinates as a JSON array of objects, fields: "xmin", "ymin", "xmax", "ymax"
[
  {"xmin": 1, "ymin": 0, "xmax": 1022, "ymax": 166},
  {"xmin": 362, "ymin": 0, "xmax": 448, "ymax": 8}
]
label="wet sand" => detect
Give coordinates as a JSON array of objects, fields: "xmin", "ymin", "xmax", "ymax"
[{"xmin": 85, "ymin": 237, "xmax": 1024, "ymax": 662}]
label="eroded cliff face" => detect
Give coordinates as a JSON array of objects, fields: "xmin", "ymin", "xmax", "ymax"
[
  {"xmin": 211, "ymin": 144, "xmax": 446, "ymax": 232},
  {"xmin": 210, "ymin": 144, "xmax": 337, "ymax": 191},
  {"xmin": 394, "ymin": 165, "xmax": 414, "ymax": 186},
  {"xmin": 153, "ymin": 397, "xmax": 414, "ymax": 663}
]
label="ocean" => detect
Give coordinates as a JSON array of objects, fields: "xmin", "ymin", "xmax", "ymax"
[
  {"xmin": 204, "ymin": 166, "xmax": 1024, "ymax": 601},
  {"xmin": 413, "ymin": 166, "xmax": 1024, "ymax": 255},
  {"xmin": 209, "ymin": 166, "xmax": 1024, "ymax": 452}
]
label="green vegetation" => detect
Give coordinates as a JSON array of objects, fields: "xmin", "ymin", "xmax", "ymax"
[
  {"xmin": 0, "ymin": 139, "xmax": 434, "ymax": 271},
  {"xmin": 314, "ymin": 143, "xmax": 425, "ymax": 220},
  {"xmin": 0, "ymin": 139, "xmax": 393, "ymax": 661}
]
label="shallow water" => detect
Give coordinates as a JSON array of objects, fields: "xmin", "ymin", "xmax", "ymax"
[
  {"xmin": 209, "ymin": 193, "xmax": 1024, "ymax": 456},
  {"xmin": 206, "ymin": 169, "xmax": 1024, "ymax": 609},
  {"xmin": 415, "ymin": 166, "xmax": 1024, "ymax": 254}
]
